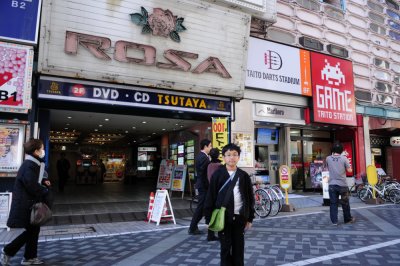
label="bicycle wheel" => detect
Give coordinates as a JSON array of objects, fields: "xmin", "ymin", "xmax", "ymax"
[
  {"xmin": 271, "ymin": 185, "xmax": 285, "ymax": 210},
  {"xmin": 190, "ymin": 195, "xmax": 198, "ymax": 214},
  {"xmin": 358, "ymin": 188, "xmax": 372, "ymax": 202},
  {"xmin": 389, "ymin": 189, "xmax": 400, "ymax": 204},
  {"xmin": 254, "ymin": 189, "xmax": 272, "ymax": 218},
  {"xmin": 267, "ymin": 188, "xmax": 280, "ymax": 217}
]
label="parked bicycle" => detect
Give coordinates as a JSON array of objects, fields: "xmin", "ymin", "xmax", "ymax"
[{"xmin": 358, "ymin": 182, "xmax": 400, "ymax": 203}]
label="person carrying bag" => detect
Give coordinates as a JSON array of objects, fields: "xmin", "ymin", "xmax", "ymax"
[{"xmin": 204, "ymin": 143, "xmax": 255, "ymax": 266}]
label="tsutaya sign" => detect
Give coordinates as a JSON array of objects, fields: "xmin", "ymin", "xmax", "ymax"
[
  {"xmin": 38, "ymin": 0, "xmax": 249, "ymax": 98},
  {"xmin": 311, "ymin": 53, "xmax": 357, "ymax": 126}
]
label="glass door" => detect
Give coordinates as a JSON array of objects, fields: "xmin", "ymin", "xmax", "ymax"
[{"xmin": 290, "ymin": 140, "xmax": 304, "ymax": 190}]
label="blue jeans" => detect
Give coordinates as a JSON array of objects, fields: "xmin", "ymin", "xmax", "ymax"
[{"xmin": 329, "ymin": 185, "xmax": 352, "ymax": 224}]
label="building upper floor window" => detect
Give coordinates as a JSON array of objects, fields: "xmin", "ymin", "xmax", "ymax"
[
  {"xmin": 320, "ymin": 0, "xmax": 346, "ymax": 11},
  {"xmin": 368, "ymin": 1, "xmax": 384, "ymax": 13},
  {"xmin": 394, "ymin": 75, "xmax": 400, "ymax": 84},
  {"xmin": 386, "ymin": 0, "xmax": 399, "ymax": 10},
  {"xmin": 369, "ymin": 12, "xmax": 386, "ymax": 24},
  {"xmin": 387, "ymin": 9, "xmax": 400, "ymax": 21},
  {"xmin": 375, "ymin": 81, "xmax": 392, "ymax": 93},
  {"xmin": 297, "ymin": 0, "xmax": 321, "ymax": 11},
  {"xmin": 389, "ymin": 20, "xmax": 400, "ymax": 30},
  {"xmin": 374, "ymin": 58, "xmax": 390, "ymax": 69},
  {"xmin": 389, "ymin": 30, "xmax": 400, "ymax": 41},
  {"xmin": 370, "ymin": 23, "xmax": 386, "ymax": 35}
]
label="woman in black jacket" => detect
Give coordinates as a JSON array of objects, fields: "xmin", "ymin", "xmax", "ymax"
[
  {"xmin": 1, "ymin": 139, "xmax": 50, "ymax": 266},
  {"xmin": 204, "ymin": 143, "xmax": 255, "ymax": 266}
]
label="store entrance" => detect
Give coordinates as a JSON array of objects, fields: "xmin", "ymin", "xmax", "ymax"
[{"xmin": 41, "ymin": 108, "xmax": 211, "ymax": 222}]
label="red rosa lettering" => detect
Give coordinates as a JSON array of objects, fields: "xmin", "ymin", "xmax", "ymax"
[
  {"xmin": 65, "ymin": 31, "xmax": 231, "ymax": 78},
  {"xmin": 316, "ymin": 85, "xmax": 352, "ymax": 112}
]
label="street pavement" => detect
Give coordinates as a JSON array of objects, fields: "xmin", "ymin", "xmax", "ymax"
[{"xmin": 1, "ymin": 203, "xmax": 400, "ymax": 265}]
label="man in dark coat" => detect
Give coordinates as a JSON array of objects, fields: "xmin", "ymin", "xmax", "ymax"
[
  {"xmin": 188, "ymin": 139, "xmax": 212, "ymax": 237},
  {"xmin": 2, "ymin": 139, "xmax": 50, "ymax": 266}
]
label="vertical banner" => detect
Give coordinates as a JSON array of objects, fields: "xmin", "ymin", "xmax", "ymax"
[
  {"xmin": 0, "ymin": 42, "xmax": 34, "ymax": 113},
  {"xmin": 311, "ymin": 53, "xmax": 356, "ymax": 126},
  {"xmin": 212, "ymin": 117, "xmax": 229, "ymax": 158}
]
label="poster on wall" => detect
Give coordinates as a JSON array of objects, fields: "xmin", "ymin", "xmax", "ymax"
[
  {"xmin": 0, "ymin": 124, "xmax": 25, "ymax": 172},
  {"xmin": 310, "ymin": 163, "xmax": 323, "ymax": 188},
  {"xmin": 232, "ymin": 132, "xmax": 253, "ymax": 168},
  {"xmin": 171, "ymin": 165, "xmax": 187, "ymax": 192},
  {"xmin": 156, "ymin": 159, "xmax": 175, "ymax": 189},
  {"xmin": 0, "ymin": 192, "xmax": 12, "ymax": 230},
  {"xmin": 0, "ymin": 42, "xmax": 34, "ymax": 114},
  {"xmin": 311, "ymin": 53, "xmax": 356, "ymax": 126}
]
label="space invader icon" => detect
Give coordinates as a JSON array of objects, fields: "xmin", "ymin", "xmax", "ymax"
[{"xmin": 321, "ymin": 59, "xmax": 345, "ymax": 86}]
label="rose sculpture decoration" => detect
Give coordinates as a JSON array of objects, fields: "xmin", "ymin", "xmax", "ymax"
[{"xmin": 130, "ymin": 7, "xmax": 186, "ymax": 43}]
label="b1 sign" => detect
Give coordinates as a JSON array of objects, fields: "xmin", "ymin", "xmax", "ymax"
[
  {"xmin": 0, "ymin": 0, "xmax": 42, "ymax": 44},
  {"xmin": 311, "ymin": 53, "xmax": 356, "ymax": 126}
]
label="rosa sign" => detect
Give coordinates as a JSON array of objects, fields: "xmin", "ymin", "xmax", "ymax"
[{"xmin": 311, "ymin": 53, "xmax": 356, "ymax": 126}]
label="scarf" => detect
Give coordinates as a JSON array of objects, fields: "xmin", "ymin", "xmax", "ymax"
[{"xmin": 25, "ymin": 154, "xmax": 45, "ymax": 184}]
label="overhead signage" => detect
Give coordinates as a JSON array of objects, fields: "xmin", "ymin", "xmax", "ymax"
[
  {"xmin": 246, "ymin": 37, "xmax": 312, "ymax": 96},
  {"xmin": 0, "ymin": 0, "xmax": 42, "ymax": 44},
  {"xmin": 38, "ymin": 0, "xmax": 249, "ymax": 98},
  {"xmin": 390, "ymin": 136, "xmax": 400, "ymax": 147},
  {"xmin": 311, "ymin": 53, "xmax": 356, "ymax": 126},
  {"xmin": 38, "ymin": 77, "xmax": 231, "ymax": 115},
  {"xmin": 212, "ymin": 117, "xmax": 229, "ymax": 160},
  {"xmin": 138, "ymin": 147, "xmax": 157, "ymax": 152},
  {"xmin": 254, "ymin": 103, "xmax": 303, "ymax": 120},
  {"xmin": 0, "ymin": 42, "xmax": 34, "ymax": 114}
]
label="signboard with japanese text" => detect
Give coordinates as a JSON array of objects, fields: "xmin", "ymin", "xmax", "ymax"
[
  {"xmin": 0, "ymin": 123, "xmax": 25, "ymax": 172},
  {"xmin": 212, "ymin": 117, "xmax": 229, "ymax": 159},
  {"xmin": 0, "ymin": 0, "xmax": 42, "ymax": 44},
  {"xmin": 171, "ymin": 165, "xmax": 187, "ymax": 192},
  {"xmin": 149, "ymin": 189, "xmax": 176, "ymax": 226},
  {"xmin": 311, "ymin": 53, "xmax": 357, "ymax": 126},
  {"xmin": 279, "ymin": 165, "xmax": 291, "ymax": 189},
  {"xmin": 246, "ymin": 37, "xmax": 312, "ymax": 96},
  {"xmin": 0, "ymin": 42, "xmax": 34, "ymax": 114},
  {"xmin": 38, "ymin": 77, "xmax": 231, "ymax": 116},
  {"xmin": 156, "ymin": 159, "xmax": 175, "ymax": 189},
  {"xmin": 232, "ymin": 132, "xmax": 253, "ymax": 168},
  {"xmin": 0, "ymin": 193, "xmax": 12, "ymax": 230}
]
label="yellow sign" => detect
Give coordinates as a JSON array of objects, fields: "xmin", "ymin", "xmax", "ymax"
[
  {"xmin": 366, "ymin": 165, "xmax": 378, "ymax": 186},
  {"xmin": 279, "ymin": 165, "xmax": 291, "ymax": 189},
  {"xmin": 212, "ymin": 117, "xmax": 229, "ymax": 158}
]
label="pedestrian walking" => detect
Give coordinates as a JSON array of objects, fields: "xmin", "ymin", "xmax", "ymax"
[
  {"xmin": 204, "ymin": 143, "xmax": 255, "ymax": 266},
  {"xmin": 326, "ymin": 142, "xmax": 355, "ymax": 225},
  {"xmin": 56, "ymin": 152, "xmax": 70, "ymax": 192},
  {"xmin": 1, "ymin": 139, "xmax": 51, "ymax": 266},
  {"xmin": 188, "ymin": 139, "xmax": 212, "ymax": 236}
]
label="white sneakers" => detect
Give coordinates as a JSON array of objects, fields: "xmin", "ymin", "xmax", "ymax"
[
  {"xmin": 0, "ymin": 249, "xmax": 10, "ymax": 266},
  {"xmin": 20, "ymin": 258, "xmax": 45, "ymax": 265}
]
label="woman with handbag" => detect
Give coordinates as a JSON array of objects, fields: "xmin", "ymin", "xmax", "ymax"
[
  {"xmin": 204, "ymin": 143, "xmax": 255, "ymax": 266},
  {"xmin": 1, "ymin": 139, "xmax": 51, "ymax": 266}
]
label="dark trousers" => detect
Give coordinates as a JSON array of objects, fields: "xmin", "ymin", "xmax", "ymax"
[
  {"xmin": 329, "ymin": 185, "xmax": 352, "ymax": 224},
  {"xmin": 4, "ymin": 225, "xmax": 40, "ymax": 259},
  {"xmin": 218, "ymin": 215, "xmax": 246, "ymax": 266},
  {"xmin": 189, "ymin": 188, "xmax": 206, "ymax": 231},
  {"xmin": 58, "ymin": 175, "xmax": 68, "ymax": 192}
]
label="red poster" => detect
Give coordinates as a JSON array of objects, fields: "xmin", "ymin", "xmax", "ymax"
[
  {"xmin": 342, "ymin": 142, "xmax": 353, "ymax": 177},
  {"xmin": 311, "ymin": 53, "xmax": 356, "ymax": 126}
]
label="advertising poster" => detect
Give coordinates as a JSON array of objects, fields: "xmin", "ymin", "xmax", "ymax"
[
  {"xmin": 310, "ymin": 163, "xmax": 324, "ymax": 188},
  {"xmin": 212, "ymin": 117, "xmax": 229, "ymax": 159},
  {"xmin": 171, "ymin": 165, "xmax": 187, "ymax": 192},
  {"xmin": 0, "ymin": 193, "xmax": 12, "ymax": 229},
  {"xmin": 246, "ymin": 37, "xmax": 312, "ymax": 96},
  {"xmin": 321, "ymin": 171, "xmax": 330, "ymax": 199},
  {"xmin": 156, "ymin": 159, "xmax": 175, "ymax": 189},
  {"xmin": 0, "ymin": 42, "xmax": 34, "ymax": 114},
  {"xmin": 311, "ymin": 53, "xmax": 356, "ymax": 126},
  {"xmin": 232, "ymin": 132, "xmax": 253, "ymax": 167},
  {"xmin": 0, "ymin": 124, "xmax": 25, "ymax": 172}
]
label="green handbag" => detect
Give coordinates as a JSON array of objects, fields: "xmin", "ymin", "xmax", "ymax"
[
  {"xmin": 208, "ymin": 207, "xmax": 226, "ymax": 232},
  {"xmin": 208, "ymin": 172, "xmax": 238, "ymax": 232}
]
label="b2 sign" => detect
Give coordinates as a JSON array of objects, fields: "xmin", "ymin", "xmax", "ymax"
[
  {"xmin": 311, "ymin": 53, "xmax": 356, "ymax": 126},
  {"xmin": 0, "ymin": 0, "xmax": 42, "ymax": 44}
]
